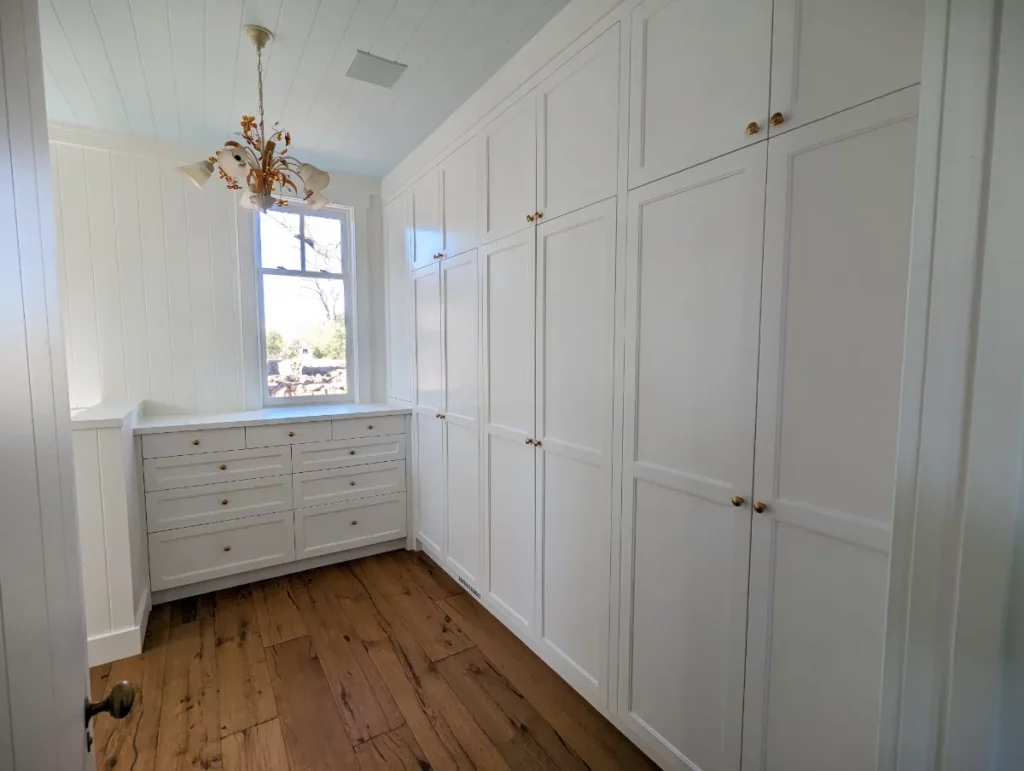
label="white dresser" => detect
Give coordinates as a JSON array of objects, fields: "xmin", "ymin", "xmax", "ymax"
[{"xmin": 136, "ymin": 405, "xmax": 411, "ymax": 599}]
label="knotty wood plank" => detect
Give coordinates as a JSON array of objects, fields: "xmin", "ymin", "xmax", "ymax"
[
  {"xmin": 350, "ymin": 553, "xmax": 473, "ymax": 662},
  {"xmin": 402, "ymin": 551, "xmax": 465, "ymax": 601},
  {"xmin": 221, "ymin": 719, "xmax": 291, "ymax": 771},
  {"xmin": 441, "ymin": 593, "xmax": 658, "ymax": 771},
  {"xmin": 251, "ymin": 578, "xmax": 306, "ymax": 647},
  {"xmin": 353, "ymin": 725, "xmax": 430, "ymax": 771},
  {"xmin": 266, "ymin": 636, "xmax": 360, "ymax": 770},
  {"xmin": 215, "ymin": 587, "xmax": 276, "ymax": 737},
  {"xmin": 289, "ymin": 571, "xmax": 403, "ymax": 743},
  {"xmin": 331, "ymin": 565, "xmax": 509, "ymax": 771}
]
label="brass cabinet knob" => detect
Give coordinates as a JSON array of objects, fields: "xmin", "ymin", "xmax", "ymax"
[
  {"xmin": 534, "ymin": 440, "xmax": 542, "ymax": 448},
  {"xmin": 223, "ymin": 545, "xmax": 232, "ymax": 552},
  {"xmin": 349, "ymin": 450, "xmax": 356, "ymax": 455},
  {"xmin": 745, "ymin": 121, "xmax": 761, "ymax": 136},
  {"xmin": 731, "ymin": 495, "xmax": 745, "ymax": 507},
  {"xmin": 439, "ymin": 413, "xmax": 445, "ymax": 419},
  {"xmin": 349, "ymin": 480, "xmax": 356, "ymax": 486},
  {"xmin": 85, "ymin": 680, "xmax": 135, "ymax": 726},
  {"xmin": 753, "ymin": 501, "xmax": 768, "ymax": 513},
  {"xmin": 525, "ymin": 438, "xmax": 533, "ymax": 445},
  {"xmin": 219, "ymin": 464, "xmax": 227, "ymax": 471},
  {"xmin": 534, "ymin": 211, "xmax": 543, "ymax": 220},
  {"xmin": 368, "ymin": 424, "xmax": 374, "ymax": 430},
  {"xmin": 350, "ymin": 520, "xmax": 358, "ymax": 526},
  {"xmin": 288, "ymin": 431, "xmax": 295, "ymax": 437},
  {"xmin": 770, "ymin": 112, "xmax": 785, "ymax": 127},
  {"xmin": 526, "ymin": 213, "xmax": 535, "ymax": 222},
  {"xmin": 192, "ymin": 439, "xmax": 200, "ymax": 446},
  {"xmin": 221, "ymin": 499, "xmax": 229, "ymax": 506}
]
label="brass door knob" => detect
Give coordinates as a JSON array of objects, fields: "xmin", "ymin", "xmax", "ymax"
[
  {"xmin": 219, "ymin": 464, "xmax": 227, "ymax": 471},
  {"xmin": 349, "ymin": 450, "xmax": 356, "ymax": 455},
  {"xmin": 192, "ymin": 439, "xmax": 200, "ymax": 446},
  {"xmin": 221, "ymin": 499, "xmax": 229, "ymax": 506},
  {"xmin": 731, "ymin": 496, "xmax": 745, "ymax": 507},
  {"xmin": 745, "ymin": 121, "xmax": 761, "ymax": 136},
  {"xmin": 288, "ymin": 431, "xmax": 295, "ymax": 437},
  {"xmin": 770, "ymin": 112, "xmax": 785, "ymax": 127},
  {"xmin": 753, "ymin": 501, "xmax": 768, "ymax": 513},
  {"xmin": 85, "ymin": 680, "xmax": 135, "ymax": 726}
]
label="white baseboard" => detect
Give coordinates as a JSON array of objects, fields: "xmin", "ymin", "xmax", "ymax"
[{"xmin": 88, "ymin": 588, "xmax": 151, "ymax": 667}]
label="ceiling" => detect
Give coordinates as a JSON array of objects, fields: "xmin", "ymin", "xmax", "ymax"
[{"xmin": 39, "ymin": 0, "xmax": 569, "ymax": 176}]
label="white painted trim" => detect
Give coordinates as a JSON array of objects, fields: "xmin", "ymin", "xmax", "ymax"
[
  {"xmin": 70, "ymin": 401, "xmax": 141, "ymax": 430},
  {"xmin": 87, "ymin": 589, "xmax": 150, "ymax": 667},
  {"xmin": 133, "ymin": 402, "xmax": 409, "ymax": 434}
]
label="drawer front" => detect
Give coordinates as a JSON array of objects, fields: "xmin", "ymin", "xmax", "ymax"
[
  {"xmin": 145, "ymin": 476, "xmax": 293, "ymax": 532},
  {"xmin": 149, "ymin": 511, "xmax": 294, "ymax": 591},
  {"xmin": 143, "ymin": 446, "xmax": 292, "ymax": 492},
  {"xmin": 295, "ymin": 494, "xmax": 406, "ymax": 559},
  {"xmin": 292, "ymin": 435, "xmax": 407, "ymax": 474},
  {"xmin": 331, "ymin": 414, "xmax": 406, "ymax": 441},
  {"xmin": 293, "ymin": 460, "xmax": 406, "ymax": 509},
  {"xmin": 245, "ymin": 421, "xmax": 332, "ymax": 448},
  {"xmin": 142, "ymin": 428, "xmax": 246, "ymax": 459}
]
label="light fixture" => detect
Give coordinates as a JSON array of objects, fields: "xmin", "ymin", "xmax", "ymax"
[{"xmin": 178, "ymin": 25, "xmax": 330, "ymax": 212}]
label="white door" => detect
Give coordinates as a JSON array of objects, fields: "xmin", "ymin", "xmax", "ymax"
[
  {"xmin": 628, "ymin": 0, "xmax": 772, "ymax": 189},
  {"xmin": 536, "ymin": 24, "xmax": 621, "ymax": 222},
  {"xmin": 535, "ymin": 199, "xmax": 618, "ymax": 708},
  {"xmin": 480, "ymin": 92, "xmax": 537, "ymax": 245},
  {"xmin": 441, "ymin": 250, "xmax": 481, "ymax": 586},
  {"xmin": 743, "ymin": 89, "xmax": 919, "ymax": 771},
  {"xmin": 440, "ymin": 138, "xmax": 479, "ymax": 260},
  {"xmin": 384, "ymin": 193, "xmax": 413, "ymax": 403},
  {"xmin": 412, "ymin": 264, "xmax": 445, "ymax": 553},
  {"xmin": 769, "ymin": 0, "xmax": 925, "ymax": 136},
  {"xmin": 618, "ymin": 145, "xmax": 767, "ymax": 771},
  {"xmin": 481, "ymin": 230, "xmax": 537, "ymax": 636},
  {"xmin": 411, "ymin": 166, "xmax": 442, "ymax": 270}
]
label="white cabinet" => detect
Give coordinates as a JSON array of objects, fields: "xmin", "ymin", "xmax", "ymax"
[
  {"xmin": 618, "ymin": 145, "xmax": 767, "ymax": 771},
  {"xmin": 412, "ymin": 263, "xmax": 445, "ymax": 554},
  {"xmin": 440, "ymin": 139, "xmax": 479, "ymax": 259},
  {"xmin": 628, "ymin": 0, "xmax": 772, "ymax": 189},
  {"xmin": 411, "ymin": 166, "xmax": 442, "ymax": 270},
  {"xmin": 412, "ymin": 265, "xmax": 443, "ymax": 413},
  {"xmin": 769, "ymin": 0, "xmax": 925, "ymax": 136},
  {"xmin": 481, "ymin": 93, "xmax": 537, "ymax": 245},
  {"xmin": 384, "ymin": 193, "xmax": 413, "ymax": 402},
  {"xmin": 743, "ymin": 90, "xmax": 918, "ymax": 771}
]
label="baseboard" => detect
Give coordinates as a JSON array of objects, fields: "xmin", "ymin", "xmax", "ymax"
[{"xmin": 88, "ymin": 589, "xmax": 151, "ymax": 667}]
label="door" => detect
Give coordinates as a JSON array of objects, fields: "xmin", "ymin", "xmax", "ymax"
[
  {"xmin": 481, "ymin": 229, "xmax": 537, "ymax": 635},
  {"xmin": 536, "ymin": 24, "xmax": 621, "ymax": 222},
  {"xmin": 411, "ymin": 166, "xmax": 442, "ymax": 270},
  {"xmin": 412, "ymin": 264, "xmax": 444, "ymax": 553},
  {"xmin": 441, "ymin": 250, "xmax": 481, "ymax": 586},
  {"xmin": 618, "ymin": 145, "xmax": 767, "ymax": 771},
  {"xmin": 481, "ymin": 92, "xmax": 537, "ymax": 245},
  {"xmin": 768, "ymin": 0, "xmax": 925, "ymax": 136},
  {"xmin": 628, "ymin": 0, "xmax": 772, "ymax": 189},
  {"xmin": 440, "ymin": 138, "xmax": 479, "ymax": 260},
  {"xmin": 743, "ymin": 89, "xmax": 919, "ymax": 771},
  {"xmin": 535, "ymin": 199, "xmax": 618, "ymax": 707},
  {"xmin": 384, "ymin": 193, "xmax": 413, "ymax": 402}
]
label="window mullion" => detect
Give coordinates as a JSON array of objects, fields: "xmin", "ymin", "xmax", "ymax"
[{"xmin": 299, "ymin": 213, "xmax": 306, "ymax": 272}]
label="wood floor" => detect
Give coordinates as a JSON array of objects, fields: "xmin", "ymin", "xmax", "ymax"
[{"xmin": 90, "ymin": 550, "xmax": 656, "ymax": 770}]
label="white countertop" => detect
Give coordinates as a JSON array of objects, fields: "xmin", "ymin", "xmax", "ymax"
[
  {"xmin": 71, "ymin": 401, "xmax": 142, "ymax": 430},
  {"xmin": 133, "ymin": 403, "xmax": 411, "ymax": 434}
]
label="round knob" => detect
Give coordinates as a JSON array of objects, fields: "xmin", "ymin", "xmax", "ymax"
[
  {"xmin": 192, "ymin": 439, "xmax": 200, "ymax": 446},
  {"xmin": 349, "ymin": 481, "xmax": 356, "ymax": 486},
  {"xmin": 534, "ymin": 440, "xmax": 542, "ymax": 448},
  {"xmin": 350, "ymin": 520, "xmax": 358, "ymax": 526},
  {"xmin": 368, "ymin": 424, "xmax": 374, "ymax": 430},
  {"xmin": 731, "ymin": 496, "xmax": 745, "ymax": 507},
  {"xmin": 221, "ymin": 499, "xmax": 229, "ymax": 506},
  {"xmin": 525, "ymin": 438, "xmax": 532, "ymax": 445},
  {"xmin": 349, "ymin": 450, "xmax": 356, "ymax": 455},
  {"xmin": 745, "ymin": 121, "xmax": 761, "ymax": 136},
  {"xmin": 534, "ymin": 211, "xmax": 543, "ymax": 220},
  {"xmin": 85, "ymin": 680, "xmax": 136, "ymax": 725},
  {"xmin": 223, "ymin": 545, "xmax": 232, "ymax": 552},
  {"xmin": 753, "ymin": 501, "xmax": 768, "ymax": 514},
  {"xmin": 770, "ymin": 112, "xmax": 785, "ymax": 127},
  {"xmin": 219, "ymin": 464, "xmax": 227, "ymax": 471},
  {"xmin": 526, "ymin": 214, "xmax": 534, "ymax": 223},
  {"xmin": 288, "ymin": 431, "xmax": 295, "ymax": 437}
]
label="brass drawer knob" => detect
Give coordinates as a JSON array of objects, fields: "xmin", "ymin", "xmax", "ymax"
[
  {"xmin": 534, "ymin": 211, "xmax": 543, "ymax": 220},
  {"xmin": 350, "ymin": 520, "xmax": 358, "ymax": 526},
  {"xmin": 745, "ymin": 121, "xmax": 761, "ymax": 136},
  {"xmin": 192, "ymin": 439, "xmax": 200, "ymax": 446},
  {"xmin": 221, "ymin": 499, "xmax": 229, "ymax": 506},
  {"xmin": 526, "ymin": 213, "xmax": 535, "ymax": 223},
  {"xmin": 219, "ymin": 464, "xmax": 227, "ymax": 471},
  {"xmin": 288, "ymin": 431, "xmax": 295, "ymax": 437},
  {"xmin": 753, "ymin": 501, "xmax": 768, "ymax": 514},
  {"xmin": 349, "ymin": 481, "xmax": 356, "ymax": 486},
  {"xmin": 731, "ymin": 495, "xmax": 745, "ymax": 507},
  {"xmin": 349, "ymin": 450, "xmax": 356, "ymax": 456},
  {"xmin": 770, "ymin": 112, "xmax": 785, "ymax": 126},
  {"xmin": 368, "ymin": 424, "xmax": 374, "ymax": 430},
  {"xmin": 223, "ymin": 545, "xmax": 232, "ymax": 552}
]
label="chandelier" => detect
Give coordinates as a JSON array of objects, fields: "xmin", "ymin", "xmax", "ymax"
[{"xmin": 178, "ymin": 25, "xmax": 330, "ymax": 212}]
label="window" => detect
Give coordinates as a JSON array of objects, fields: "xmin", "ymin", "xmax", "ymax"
[{"xmin": 256, "ymin": 205, "xmax": 354, "ymax": 404}]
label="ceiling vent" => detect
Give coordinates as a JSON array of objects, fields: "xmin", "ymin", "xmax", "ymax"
[{"xmin": 346, "ymin": 51, "xmax": 407, "ymax": 89}]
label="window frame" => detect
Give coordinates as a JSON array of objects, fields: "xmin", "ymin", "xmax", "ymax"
[{"xmin": 254, "ymin": 201, "xmax": 357, "ymax": 406}]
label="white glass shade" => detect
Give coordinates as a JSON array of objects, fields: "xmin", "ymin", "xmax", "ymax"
[{"xmin": 177, "ymin": 160, "xmax": 214, "ymax": 188}]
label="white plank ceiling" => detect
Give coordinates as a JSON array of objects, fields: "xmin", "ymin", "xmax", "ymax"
[{"xmin": 39, "ymin": 0, "xmax": 569, "ymax": 176}]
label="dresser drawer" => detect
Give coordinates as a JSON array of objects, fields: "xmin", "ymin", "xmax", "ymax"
[
  {"xmin": 331, "ymin": 414, "xmax": 406, "ymax": 441},
  {"xmin": 143, "ymin": 446, "xmax": 291, "ymax": 492},
  {"xmin": 295, "ymin": 494, "xmax": 406, "ymax": 559},
  {"xmin": 141, "ymin": 428, "xmax": 246, "ymax": 459},
  {"xmin": 145, "ymin": 476, "xmax": 293, "ymax": 532},
  {"xmin": 149, "ymin": 511, "xmax": 294, "ymax": 591},
  {"xmin": 293, "ymin": 460, "xmax": 406, "ymax": 509},
  {"xmin": 292, "ymin": 435, "xmax": 407, "ymax": 474},
  {"xmin": 245, "ymin": 421, "xmax": 332, "ymax": 448}
]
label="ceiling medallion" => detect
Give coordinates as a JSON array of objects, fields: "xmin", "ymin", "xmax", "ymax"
[{"xmin": 178, "ymin": 25, "xmax": 330, "ymax": 212}]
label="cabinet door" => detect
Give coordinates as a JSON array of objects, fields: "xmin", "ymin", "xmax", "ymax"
[
  {"xmin": 411, "ymin": 166, "xmax": 442, "ymax": 270},
  {"xmin": 628, "ymin": 0, "xmax": 772, "ymax": 189},
  {"xmin": 769, "ymin": 0, "xmax": 925, "ymax": 136},
  {"xmin": 482, "ymin": 230, "xmax": 537, "ymax": 635},
  {"xmin": 384, "ymin": 193, "xmax": 413, "ymax": 402},
  {"xmin": 618, "ymin": 145, "xmax": 767, "ymax": 771},
  {"xmin": 744, "ymin": 90, "xmax": 918, "ymax": 771},
  {"xmin": 440, "ymin": 138, "xmax": 479, "ymax": 259},
  {"xmin": 442, "ymin": 250, "xmax": 481, "ymax": 585},
  {"xmin": 413, "ymin": 408, "xmax": 445, "ymax": 555},
  {"xmin": 481, "ymin": 93, "xmax": 536, "ymax": 245},
  {"xmin": 412, "ymin": 264, "xmax": 442, "ymax": 413},
  {"xmin": 537, "ymin": 24, "xmax": 620, "ymax": 222},
  {"xmin": 535, "ymin": 198, "xmax": 617, "ymax": 707}
]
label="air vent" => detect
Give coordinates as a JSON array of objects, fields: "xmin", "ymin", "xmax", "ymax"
[{"xmin": 346, "ymin": 50, "xmax": 407, "ymax": 89}]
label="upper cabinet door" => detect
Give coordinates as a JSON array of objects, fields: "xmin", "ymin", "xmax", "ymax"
[
  {"xmin": 629, "ymin": 0, "xmax": 772, "ymax": 189},
  {"xmin": 440, "ymin": 139, "xmax": 479, "ymax": 260},
  {"xmin": 769, "ymin": 0, "xmax": 925, "ymax": 136},
  {"xmin": 411, "ymin": 166, "xmax": 442, "ymax": 270},
  {"xmin": 481, "ymin": 93, "xmax": 537, "ymax": 245},
  {"xmin": 384, "ymin": 193, "xmax": 412, "ymax": 403},
  {"xmin": 537, "ymin": 25, "xmax": 621, "ymax": 222}
]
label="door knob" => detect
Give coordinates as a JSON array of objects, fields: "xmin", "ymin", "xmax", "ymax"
[
  {"xmin": 753, "ymin": 501, "xmax": 768, "ymax": 513},
  {"xmin": 745, "ymin": 121, "xmax": 761, "ymax": 136},
  {"xmin": 731, "ymin": 496, "xmax": 745, "ymax": 507},
  {"xmin": 85, "ymin": 680, "xmax": 135, "ymax": 726},
  {"xmin": 770, "ymin": 112, "xmax": 785, "ymax": 127}
]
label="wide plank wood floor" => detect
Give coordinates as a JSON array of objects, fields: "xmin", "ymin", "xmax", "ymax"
[{"xmin": 91, "ymin": 550, "xmax": 657, "ymax": 770}]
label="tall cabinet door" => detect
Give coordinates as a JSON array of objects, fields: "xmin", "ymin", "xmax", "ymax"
[
  {"xmin": 440, "ymin": 138, "xmax": 479, "ymax": 259},
  {"xmin": 412, "ymin": 264, "xmax": 445, "ymax": 554},
  {"xmin": 743, "ymin": 89, "xmax": 919, "ymax": 771},
  {"xmin": 618, "ymin": 145, "xmax": 767, "ymax": 771},
  {"xmin": 482, "ymin": 229, "xmax": 537, "ymax": 636},
  {"xmin": 535, "ymin": 198, "xmax": 618, "ymax": 707},
  {"xmin": 628, "ymin": 0, "xmax": 772, "ymax": 188},
  {"xmin": 384, "ymin": 193, "xmax": 412, "ymax": 403},
  {"xmin": 481, "ymin": 93, "xmax": 537, "ymax": 246},
  {"xmin": 441, "ymin": 250, "xmax": 481, "ymax": 586},
  {"xmin": 411, "ymin": 167, "xmax": 442, "ymax": 271},
  {"xmin": 768, "ymin": 0, "xmax": 925, "ymax": 136}
]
